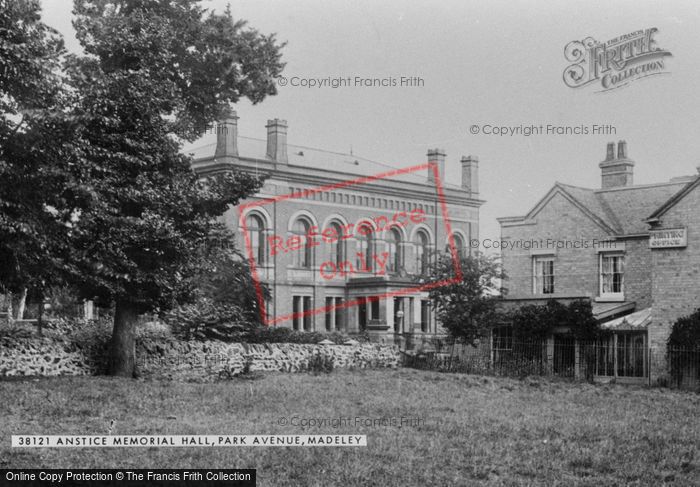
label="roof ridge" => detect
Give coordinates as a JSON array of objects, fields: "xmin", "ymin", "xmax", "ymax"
[{"xmin": 556, "ymin": 182, "xmax": 596, "ymax": 192}]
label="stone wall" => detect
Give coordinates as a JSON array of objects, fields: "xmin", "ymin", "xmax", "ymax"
[{"xmin": 0, "ymin": 335, "xmax": 401, "ymax": 379}]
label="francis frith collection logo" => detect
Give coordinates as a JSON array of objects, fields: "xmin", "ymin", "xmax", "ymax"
[{"xmin": 563, "ymin": 28, "xmax": 672, "ymax": 92}]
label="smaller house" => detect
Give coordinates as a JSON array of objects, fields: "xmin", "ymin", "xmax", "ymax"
[{"xmin": 497, "ymin": 141, "xmax": 700, "ymax": 383}]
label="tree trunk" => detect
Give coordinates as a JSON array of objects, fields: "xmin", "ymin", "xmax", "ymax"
[
  {"xmin": 16, "ymin": 288, "xmax": 27, "ymax": 320},
  {"xmin": 109, "ymin": 300, "xmax": 139, "ymax": 377},
  {"xmin": 36, "ymin": 289, "xmax": 44, "ymax": 336},
  {"xmin": 5, "ymin": 291, "xmax": 12, "ymax": 324}
]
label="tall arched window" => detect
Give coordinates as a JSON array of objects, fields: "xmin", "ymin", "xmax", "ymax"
[
  {"xmin": 292, "ymin": 218, "xmax": 312, "ymax": 268},
  {"xmin": 356, "ymin": 224, "xmax": 373, "ymax": 272},
  {"xmin": 329, "ymin": 222, "xmax": 344, "ymax": 265},
  {"xmin": 415, "ymin": 230, "xmax": 430, "ymax": 274},
  {"xmin": 453, "ymin": 234, "xmax": 465, "ymax": 259},
  {"xmin": 387, "ymin": 228, "xmax": 402, "ymax": 274},
  {"xmin": 246, "ymin": 214, "xmax": 265, "ymax": 264}
]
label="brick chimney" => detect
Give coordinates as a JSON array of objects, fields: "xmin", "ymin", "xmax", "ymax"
[
  {"xmin": 461, "ymin": 155, "xmax": 479, "ymax": 197},
  {"xmin": 266, "ymin": 119, "xmax": 288, "ymax": 163},
  {"xmin": 599, "ymin": 140, "xmax": 634, "ymax": 189},
  {"xmin": 214, "ymin": 109, "xmax": 239, "ymax": 157},
  {"xmin": 427, "ymin": 149, "xmax": 446, "ymax": 183}
]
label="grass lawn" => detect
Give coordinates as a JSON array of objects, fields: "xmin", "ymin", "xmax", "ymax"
[{"xmin": 1, "ymin": 369, "xmax": 699, "ymax": 486}]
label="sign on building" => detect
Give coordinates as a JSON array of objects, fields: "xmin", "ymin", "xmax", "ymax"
[{"xmin": 649, "ymin": 227, "xmax": 687, "ymax": 248}]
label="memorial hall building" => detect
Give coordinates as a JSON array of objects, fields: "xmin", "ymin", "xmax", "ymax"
[
  {"xmin": 498, "ymin": 141, "xmax": 700, "ymax": 382},
  {"xmin": 191, "ymin": 112, "xmax": 483, "ymax": 345}
]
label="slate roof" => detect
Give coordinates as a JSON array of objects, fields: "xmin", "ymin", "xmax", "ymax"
[
  {"xmin": 510, "ymin": 178, "xmax": 696, "ymax": 237},
  {"xmin": 185, "ymin": 135, "xmax": 464, "ymax": 189}
]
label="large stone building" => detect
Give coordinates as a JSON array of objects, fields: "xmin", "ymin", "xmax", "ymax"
[
  {"xmin": 191, "ymin": 112, "xmax": 483, "ymax": 345},
  {"xmin": 498, "ymin": 141, "xmax": 700, "ymax": 382}
]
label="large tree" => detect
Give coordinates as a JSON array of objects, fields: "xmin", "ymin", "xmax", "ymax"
[
  {"xmin": 422, "ymin": 251, "xmax": 505, "ymax": 345},
  {"xmin": 62, "ymin": 0, "xmax": 284, "ymax": 376},
  {"xmin": 0, "ymin": 0, "xmax": 71, "ymax": 307}
]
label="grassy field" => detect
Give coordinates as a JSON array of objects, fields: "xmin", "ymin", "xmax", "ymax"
[{"xmin": 1, "ymin": 369, "xmax": 699, "ymax": 486}]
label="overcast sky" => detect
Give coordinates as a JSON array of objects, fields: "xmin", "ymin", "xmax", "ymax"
[{"xmin": 42, "ymin": 0, "xmax": 700, "ymax": 245}]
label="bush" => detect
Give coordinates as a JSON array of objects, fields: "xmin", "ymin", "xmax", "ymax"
[
  {"xmin": 163, "ymin": 299, "xmax": 257, "ymax": 342},
  {"xmin": 667, "ymin": 309, "xmax": 700, "ymax": 386},
  {"xmin": 509, "ymin": 299, "xmax": 600, "ymax": 342},
  {"xmin": 307, "ymin": 352, "xmax": 334, "ymax": 374},
  {"xmin": 668, "ymin": 309, "xmax": 700, "ymax": 349}
]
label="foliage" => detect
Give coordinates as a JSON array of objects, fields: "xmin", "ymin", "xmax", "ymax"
[
  {"xmin": 163, "ymin": 299, "xmax": 255, "ymax": 342},
  {"xmin": 307, "ymin": 352, "xmax": 335, "ymax": 374},
  {"xmin": 667, "ymin": 308, "xmax": 700, "ymax": 349},
  {"xmin": 509, "ymin": 299, "xmax": 599, "ymax": 342},
  {"xmin": 667, "ymin": 309, "xmax": 700, "ymax": 386},
  {"xmin": 194, "ymin": 234, "xmax": 270, "ymax": 326},
  {"xmin": 0, "ymin": 0, "xmax": 73, "ymax": 298},
  {"xmin": 421, "ymin": 252, "xmax": 505, "ymax": 345},
  {"xmin": 62, "ymin": 0, "xmax": 283, "ymax": 375},
  {"xmin": 1, "ymin": 0, "xmax": 286, "ymax": 376}
]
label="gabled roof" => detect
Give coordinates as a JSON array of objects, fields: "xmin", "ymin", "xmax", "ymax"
[
  {"xmin": 500, "ymin": 179, "xmax": 692, "ymax": 237},
  {"xmin": 646, "ymin": 175, "xmax": 700, "ymax": 222},
  {"xmin": 499, "ymin": 183, "xmax": 619, "ymax": 234}
]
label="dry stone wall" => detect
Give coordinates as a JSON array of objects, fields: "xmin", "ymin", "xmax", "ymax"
[{"xmin": 0, "ymin": 335, "xmax": 401, "ymax": 379}]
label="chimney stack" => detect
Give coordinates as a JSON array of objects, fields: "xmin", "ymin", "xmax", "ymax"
[
  {"xmin": 605, "ymin": 142, "xmax": 615, "ymax": 161},
  {"xmin": 617, "ymin": 140, "xmax": 628, "ymax": 159},
  {"xmin": 427, "ymin": 149, "xmax": 446, "ymax": 183},
  {"xmin": 599, "ymin": 140, "xmax": 634, "ymax": 189},
  {"xmin": 214, "ymin": 109, "xmax": 239, "ymax": 158},
  {"xmin": 461, "ymin": 155, "xmax": 479, "ymax": 197},
  {"xmin": 266, "ymin": 119, "xmax": 288, "ymax": 163}
]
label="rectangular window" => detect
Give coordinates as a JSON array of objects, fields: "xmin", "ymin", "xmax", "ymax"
[
  {"xmin": 334, "ymin": 298, "xmax": 344, "ymax": 331},
  {"xmin": 370, "ymin": 297, "xmax": 380, "ymax": 321},
  {"xmin": 303, "ymin": 296, "xmax": 312, "ymax": 331},
  {"xmin": 420, "ymin": 300, "xmax": 431, "ymax": 333},
  {"xmin": 293, "ymin": 296, "xmax": 312, "ymax": 331},
  {"xmin": 292, "ymin": 296, "xmax": 301, "ymax": 331},
  {"xmin": 600, "ymin": 253, "xmax": 624, "ymax": 298},
  {"xmin": 533, "ymin": 256, "xmax": 555, "ymax": 294},
  {"xmin": 325, "ymin": 297, "xmax": 333, "ymax": 331}
]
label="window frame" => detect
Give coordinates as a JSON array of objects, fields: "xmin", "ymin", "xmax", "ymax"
[
  {"xmin": 599, "ymin": 252, "xmax": 625, "ymax": 300},
  {"xmin": 356, "ymin": 224, "xmax": 374, "ymax": 272},
  {"xmin": 387, "ymin": 227, "xmax": 402, "ymax": 274},
  {"xmin": 532, "ymin": 255, "xmax": 555, "ymax": 295},
  {"xmin": 246, "ymin": 213, "xmax": 266, "ymax": 265},
  {"xmin": 416, "ymin": 230, "xmax": 430, "ymax": 274},
  {"xmin": 292, "ymin": 218, "xmax": 313, "ymax": 269}
]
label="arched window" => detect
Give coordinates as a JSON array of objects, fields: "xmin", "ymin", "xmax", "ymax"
[
  {"xmin": 415, "ymin": 230, "xmax": 430, "ymax": 274},
  {"xmin": 329, "ymin": 222, "xmax": 344, "ymax": 265},
  {"xmin": 356, "ymin": 224, "xmax": 373, "ymax": 272},
  {"xmin": 453, "ymin": 234, "xmax": 465, "ymax": 259},
  {"xmin": 387, "ymin": 228, "xmax": 402, "ymax": 274},
  {"xmin": 292, "ymin": 218, "xmax": 312, "ymax": 268},
  {"xmin": 246, "ymin": 214, "xmax": 265, "ymax": 264}
]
